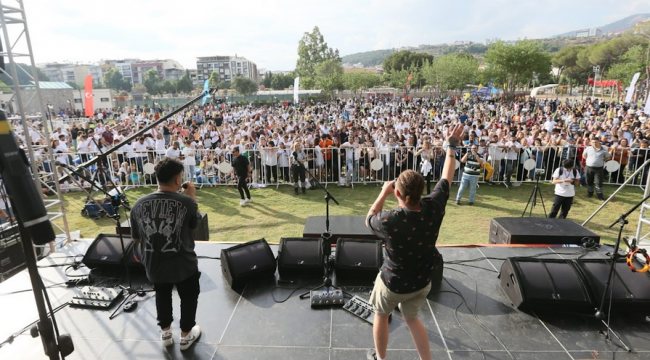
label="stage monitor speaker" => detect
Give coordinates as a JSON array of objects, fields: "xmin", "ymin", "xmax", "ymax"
[
  {"xmin": 277, "ymin": 237, "xmax": 324, "ymax": 279},
  {"xmin": 576, "ymin": 259, "xmax": 650, "ymax": 312},
  {"xmin": 82, "ymin": 234, "xmax": 134, "ymax": 271},
  {"xmin": 499, "ymin": 257, "xmax": 593, "ymax": 312},
  {"xmin": 221, "ymin": 238, "xmax": 276, "ymax": 289},
  {"xmin": 194, "ymin": 212, "xmax": 209, "ymax": 241},
  {"xmin": 490, "ymin": 217, "xmax": 600, "ymax": 245},
  {"xmin": 335, "ymin": 238, "xmax": 382, "ymax": 282}
]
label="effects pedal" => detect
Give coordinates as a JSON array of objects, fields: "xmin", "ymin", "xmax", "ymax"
[
  {"xmin": 343, "ymin": 295, "xmax": 391, "ymax": 325},
  {"xmin": 69, "ymin": 286, "xmax": 123, "ymax": 310},
  {"xmin": 310, "ymin": 289, "xmax": 345, "ymax": 308}
]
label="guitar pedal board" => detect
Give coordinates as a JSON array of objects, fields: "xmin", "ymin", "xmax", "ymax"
[
  {"xmin": 343, "ymin": 295, "xmax": 391, "ymax": 324},
  {"xmin": 70, "ymin": 286, "xmax": 123, "ymax": 310},
  {"xmin": 310, "ymin": 289, "xmax": 345, "ymax": 308}
]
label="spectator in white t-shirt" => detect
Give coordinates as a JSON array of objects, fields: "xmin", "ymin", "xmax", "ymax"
[{"xmin": 549, "ymin": 159, "xmax": 580, "ymax": 219}]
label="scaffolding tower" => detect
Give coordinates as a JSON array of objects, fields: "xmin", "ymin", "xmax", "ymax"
[{"xmin": 0, "ymin": 0, "xmax": 71, "ymax": 251}]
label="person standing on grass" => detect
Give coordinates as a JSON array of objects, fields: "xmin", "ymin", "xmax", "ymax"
[
  {"xmin": 365, "ymin": 124, "xmax": 465, "ymax": 360},
  {"xmin": 583, "ymin": 137, "xmax": 610, "ymax": 201},
  {"xmin": 232, "ymin": 146, "xmax": 252, "ymax": 206},
  {"xmin": 548, "ymin": 158, "xmax": 580, "ymax": 219},
  {"xmin": 130, "ymin": 158, "xmax": 202, "ymax": 351},
  {"xmin": 455, "ymin": 144, "xmax": 483, "ymax": 205}
]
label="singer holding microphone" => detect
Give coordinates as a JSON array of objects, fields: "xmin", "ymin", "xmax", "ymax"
[
  {"xmin": 548, "ymin": 158, "xmax": 579, "ymax": 219},
  {"xmin": 129, "ymin": 157, "xmax": 202, "ymax": 350}
]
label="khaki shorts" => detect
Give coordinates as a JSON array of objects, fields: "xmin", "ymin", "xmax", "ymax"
[{"xmin": 369, "ymin": 272, "xmax": 431, "ymax": 319}]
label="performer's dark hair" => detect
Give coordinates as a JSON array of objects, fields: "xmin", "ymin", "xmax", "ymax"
[
  {"xmin": 562, "ymin": 158, "xmax": 575, "ymax": 169},
  {"xmin": 397, "ymin": 170, "xmax": 425, "ymax": 206},
  {"xmin": 155, "ymin": 157, "xmax": 184, "ymax": 184}
]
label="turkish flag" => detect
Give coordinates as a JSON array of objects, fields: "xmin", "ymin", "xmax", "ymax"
[{"xmin": 84, "ymin": 75, "xmax": 94, "ymax": 117}]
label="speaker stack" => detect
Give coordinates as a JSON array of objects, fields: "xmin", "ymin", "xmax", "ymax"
[
  {"xmin": 277, "ymin": 237, "xmax": 324, "ymax": 279},
  {"xmin": 220, "ymin": 239, "xmax": 277, "ymax": 289},
  {"xmin": 334, "ymin": 238, "xmax": 382, "ymax": 283},
  {"xmin": 499, "ymin": 257, "xmax": 650, "ymax": 313}
]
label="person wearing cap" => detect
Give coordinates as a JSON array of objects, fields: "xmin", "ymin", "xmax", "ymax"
[{"xmin": 583, "ymin": 137, "xmax": 610, "ymax": 201}]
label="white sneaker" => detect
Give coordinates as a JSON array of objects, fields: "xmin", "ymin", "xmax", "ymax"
[
  {"xmin": 244, "ymin": 198, "xmax": 252, "ymax": 203},
  {"xmin": 161, "ymin": 329, "xmax": 173, "ymax": 347},
  {"xmin": 179, "ymin": 325, "xmax": 201, "ymax": 351},
  {"xmin": 239, "ymin": 199, "xmax": 246, "ymax": 206}
]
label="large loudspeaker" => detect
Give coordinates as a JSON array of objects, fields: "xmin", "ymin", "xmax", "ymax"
[
  {"xmin": 576, "ymin": 259, "xmax": 650, "ymax": 312},
  {"xmin": 82, "ymin": 234, "xmax": 134, "ymax": 271},
  {"xmin": 220, "ymin": 239, "xmax": 276, "ymax": 289},
  {"xmin": 499, "ymin": 258, "xmax": 594, "ymax": 311},
  {"xmin": 490, "ymin": 217, "xmax": 600, "ymax": 245},
  {"xmin": 277, "ymin": 237, "xmax": 324, "ymax": 279},
  {"xmin": 335, "ymin": 238, "xmax": 382, "ymax": 282}
]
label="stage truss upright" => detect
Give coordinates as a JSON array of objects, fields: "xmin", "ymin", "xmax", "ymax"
[
  {"xmin": 635, "ymin": 179, "xmax": 650, "ymax": 250},
  {"xmin": 0, "ymin": 0, "xmax": 71, "ymax": 250}
]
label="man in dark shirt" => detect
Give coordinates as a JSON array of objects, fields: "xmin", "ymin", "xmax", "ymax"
[
  {"xmin": 365, "ymin": 124, "xmax": 465, "ymax": 360},
  {"xmin": 232, "ymin": 146, "xmax": 252, "ymax": 205},
  {"xmin": 130, "ymin": 158, "xmax": 202, "ymax": 350}
]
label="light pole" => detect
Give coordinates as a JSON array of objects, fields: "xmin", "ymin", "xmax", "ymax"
[{"xmin": 592, "ymin": 65, "xmax": 600, "ymax": 99}]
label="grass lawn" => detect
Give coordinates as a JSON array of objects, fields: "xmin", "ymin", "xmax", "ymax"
[{"xmin": 60, "ymin": 182, "xmax": 646, "ymax": 246}]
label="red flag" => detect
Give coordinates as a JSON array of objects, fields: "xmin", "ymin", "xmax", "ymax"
[{"xmin": 84, "ymin": 75, "xmax": 94, "ymax": 117}]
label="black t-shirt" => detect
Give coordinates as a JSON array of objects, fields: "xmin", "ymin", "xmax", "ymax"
[
  {"xmin": 70, "ymin": 128, "xmax": 79, "ymax": 140},
  {"xmin": 233, "ymin": 154, "xmax": 250, "ymax": 177},
  {"xmin": 215, "ymin": 115, "xmax": 224, "ymax": 127},
  {"xmin": 367, "ymin": 179, "xmax": 449, "ymax": 293},
  {"xmin": 130, "ymin": 191, "xmax": 199, "ymax": 283}
]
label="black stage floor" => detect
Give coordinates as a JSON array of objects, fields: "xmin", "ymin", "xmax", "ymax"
[{"xmin": 0, "ymin": 241, "xmax": 649, "ymax": 360}]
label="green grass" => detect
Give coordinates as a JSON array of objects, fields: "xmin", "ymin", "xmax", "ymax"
[{"xmin": 60, "ymin": 182, "xmax": 647, "ymax": 245}]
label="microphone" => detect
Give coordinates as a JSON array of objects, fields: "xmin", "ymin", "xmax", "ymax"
[
  {"xmin": 54, "ymin": 160, "xmax": 73, "ymax": 170},
  {"xmin": 0, "ymin": 109, "xmax": 56, "ymax": 245}
]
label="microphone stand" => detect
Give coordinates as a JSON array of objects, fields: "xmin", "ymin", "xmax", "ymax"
[
  {"xmin": 589, "ymin": 193, "xmax": 650, "ymax": 352},
  {"xmin": 56, "ymin": 162, "xmax": 145, "ymax": 319},
  {"xmin": 298, "ymin": 160, "xmax": 340, "ymax": 300}
]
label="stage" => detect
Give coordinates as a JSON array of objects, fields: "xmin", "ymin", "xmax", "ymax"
[{"xmin": 0, "ymin": 241, "xmax": 649, "ymax": 360}]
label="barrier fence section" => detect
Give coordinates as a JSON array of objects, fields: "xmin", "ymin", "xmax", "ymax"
[{"xmin": 40, "ymin": 144, "xmax": 648, "ymax": 192}]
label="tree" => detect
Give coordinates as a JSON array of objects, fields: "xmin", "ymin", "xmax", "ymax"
[
  {"xmin": 0, "ymin": 63, "xmax": 49, "ymax": 86},
  {"xmin": 132, "ymin": 84, "xmax": 147, "ymax": 94},
  {"xmin": 315, "ymin": 59, "xmax": 344, "ymax": 96},
  {"xmin": 104, "ymin": 68, "xmax": 127, "ymax": 91},
  {"xmin": 161, "ymin": 80, "xmax": 177, "ymax": 94},
  {"xmin": 483, "ymin": 40, "xmax": 551, "ymax": 91},
  {"xmin": 270, "ymin": 73, "xmax": 294, "ymax": 90},
  {"xmin": 66, "ymin": 81, "xmax": 80, "ymax": 90},
  {"xmin": 295, "ymin": 26, "xmax": 341, "ymax": 80},
  {"xmin": 143, "ymin": 69, "xmax": 161, "ymax": 95},
  {"xmin": 423, "ymin": 54, "xmax": 478, "ymax": 92},
  {"xmin": 232, "ymin": 75, "xmax": 258, "ymax": 96},
  {"xmin": 342, "ymin": 71, "xmax": 382, "ymax": 93},
  {"xmin": 261, "ymin": 71, "xmax": 273, "ymax": 88},
  {"xmin": 176, "ymin": 70, "xmax": 194, "ymax": 94},
  {"xmin": 382, "ymin": 50, "xmax": 434, "ymax": 74},
  {"xmin": 217, "ymin": 81, "xmax": 231, "ymax": 90},
  {"xmin": 209, "ymin": 71, "xmax": 221, "ymax": 88}
]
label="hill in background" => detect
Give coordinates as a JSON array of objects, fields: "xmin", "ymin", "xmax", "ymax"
[{"xmin": 342, "ymin": 13, "xmax": 649, "ymax": 67}]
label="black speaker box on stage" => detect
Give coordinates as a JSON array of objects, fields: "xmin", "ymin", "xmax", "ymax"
[
  {"xmin": 82, "ymin": 234, "xmax": 134, "ymax": 272},
  {"xmin": 490, "ymin": 217, "xmax": 600, "ymax": 245},
  {"xmin": 576, "ymin": 259, "xmax": 650, "ymax": 312},
  {"xmin": 335, "ymin": 238, "xmax": 382, "ymax": 282},
  {"xmin": 221, "ymin": 239, "xmax": 276, "ymax": 289},
  {"xmin": 125, "ymin": 242, "xmax": 145, "ymax": 272},
  {"xmin": 499, "ymin": 257, "xmax": 594, "ymax": 311},
  {"xmin": 277, "ymin": 237, "xmax": 324, "ymax": 279}
]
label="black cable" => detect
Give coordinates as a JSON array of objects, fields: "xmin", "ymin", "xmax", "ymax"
[
  {"xmin": 0, "ymin": 302, "xmax": 69, "ymax": 350},
  {"xmin": 271, "ymin": 284, "xmax": 314, "ymax": 303},
  {"xmin": 197, "ymin": 256, "xmax": 220, "ymax": 260},
  {"xmin": 444, "ymin": 267, "xmax": 517, "ymax": 360},
  {"xmin": 434, "ymin": 289, "xmax": 487, "ymax": 360}
]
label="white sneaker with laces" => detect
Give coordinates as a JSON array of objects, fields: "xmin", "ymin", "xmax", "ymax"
[
  {"xmin": 239, "ymin": 199, "xmax": 246, "ymax": 206},
  {"xmin": 179, "ymin": 325, "xmax": 201, "ymax": 351},
  {"xmin": 161, "ymin": 329, "xmax": 173, "ymax": 347},
  {"xmin": 245, "ymin": 198, "xmax": 252, "ymax": 203}
]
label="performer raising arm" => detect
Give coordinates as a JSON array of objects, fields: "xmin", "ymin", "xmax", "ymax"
[{"xmin": 365, "ymin": 124, "xmax": 464, "ymax": 360}]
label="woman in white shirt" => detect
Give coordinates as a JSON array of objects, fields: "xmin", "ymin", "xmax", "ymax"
[{"xmin": 182, "ymin": 140, "xmax": 197, "ymax": 183}]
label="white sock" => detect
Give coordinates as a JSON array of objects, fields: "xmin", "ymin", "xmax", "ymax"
[{"xmin": 377, "ymin": 356, "xmax": 386, "ymax": 360}]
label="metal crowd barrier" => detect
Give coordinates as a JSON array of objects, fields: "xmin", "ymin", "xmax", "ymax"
[{"xmin": 39, "ymin": 144, "xmax": 648, "ymax": 190}]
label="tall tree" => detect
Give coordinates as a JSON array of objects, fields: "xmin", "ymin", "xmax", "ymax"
[
  {"xmin": 423, "ymin": 54, "xmax": 478, "ymax": 92},
  {"xmin": 176, "ymin": 70, "xmax": 194, "ymax": 93},
  {"xmin": 382, "ymin": 50, "xmax": 434, "ymax": 74},
  {"xmin": 143, "ymin": 68, "xmax": 161, "ymax": 94},
  {"xmin": 209, "ymin": 71, "xmax": 221, "ymax": 88},
  {"xmin": 261, "ymin": 71, "xmax": 273, "ymax": 88},
  {"xmin": 315, "ymin": 59, "xmax": 344, "ymax": 96},
  {"xmin": 342, "ymin": 71, "xmax": 382, "ymax": 93},
  {"xmin": 483, "ymin": 40, "xmax": 551, "ymax": 91},
  {"xmin": 161, "ymin": 80, "xmax": 177, "ymax": 94},
  {"xmin": 295, "ymin": 26, "xmax": 341, "ymax": 81},
  {"xmin": 104, "ymin": 68, "xmax": 129, "ymax": 91},
  {"xmin": 232, "ymin": 75, "xmax": 258, "ymax": 96}
]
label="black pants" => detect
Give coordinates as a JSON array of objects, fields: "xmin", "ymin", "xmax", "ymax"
[
  {"xmin": 549, "ymin": 195, "xmax": 573, "ymax": 219},
  {"xmin": 280, "ymin": 166, "xmax": 290, "ymax": 182},
  {"xmin": 585, "ymin": 166, "xmax": 604, "ymax": 196},
  {"xmin": 292, "ymin": 165, "xmax": 306, "ymax": 187},
  {"xmin": 265, "ymin": 165, "xmax": 278, "ymax": 183},
  {"xmin": 237, "ymin": 175, "xmax": 250, "ymax": 200},
  {"xmin": 153, "ymin": 271, "xmax": 201, "ymax": 333}
]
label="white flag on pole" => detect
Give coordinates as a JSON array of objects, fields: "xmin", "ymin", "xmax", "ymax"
[
  {"xmin": 293, "ymin": 77, "xmax": 300, "ymax": 103},
  {"xmin": 625, "ymin": 72, "xmax": 641, "ymax": 103},
  {"xmin": 644, "ymin": 93, "xmax": 650, "ymax": 115}
]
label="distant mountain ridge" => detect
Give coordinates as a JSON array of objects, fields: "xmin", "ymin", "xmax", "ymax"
[
  {"xmin": 553, "ymin": 13, "xmax": 650, "ymax": 38},
  {"xmin": 341, "ymin": 13, "xmax": 649, "ymax": 67}
]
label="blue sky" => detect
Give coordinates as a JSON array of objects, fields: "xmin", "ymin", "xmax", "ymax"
[{"xmin": 23, "ymin": 0, "xmax": 649, "ymax": 71}]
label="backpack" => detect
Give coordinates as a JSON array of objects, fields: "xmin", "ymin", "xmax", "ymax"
[{"xmin": 558, "ymin": 167, "xmax": 578, "ymax": 178}]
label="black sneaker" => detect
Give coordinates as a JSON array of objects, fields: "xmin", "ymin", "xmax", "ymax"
[
  {"xmin": 587, "ymin": 192, "xmax": 593, "ymax": 198},
  {"xmin": 294, "ymin": 187, "xmax": 299, "ymax": 195},
  {"xmin": 598, "ymin": 195, "xmax": 604, "ymax": 201},
  {"xmin": 455, "ymin": 200, "xmax": 461, "ymax": 205},
  {"xmin": 366, "ymin": 349, "xmax": 377, "ymax": 360},
  {"xmin": 486, "ymin": 181, "xmax": 495, "ymax": 186},
  {"xmin": 302, "ymin": 187, "xmax": 306, "ymax": 194},
  {"xmin": 468, "ymin": 202, "xmax": 474, "ymax": 205}
]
